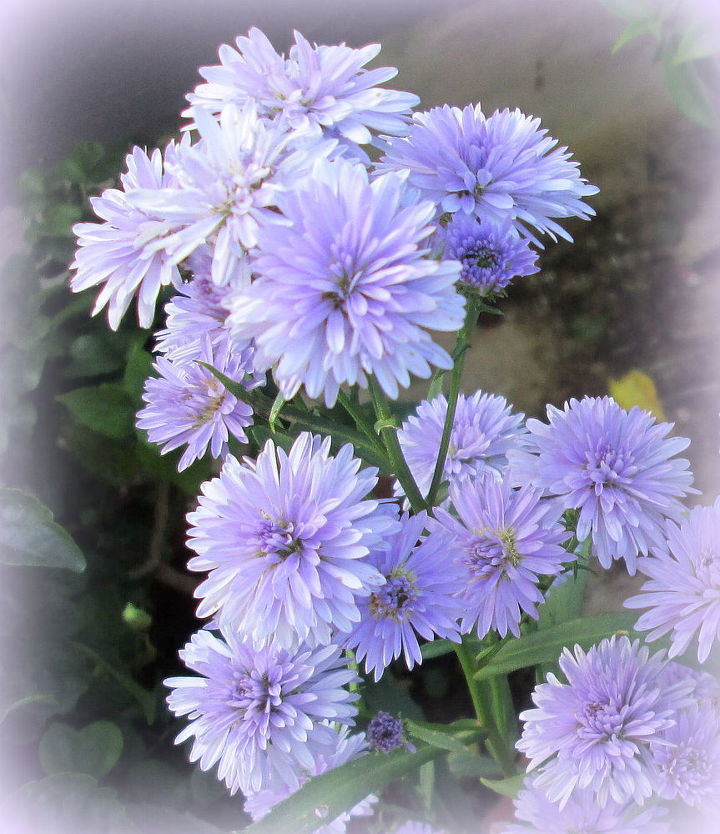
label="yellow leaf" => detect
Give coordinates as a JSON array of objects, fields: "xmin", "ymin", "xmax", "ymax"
[{"xmin": 608, "ymin": 370, "xmax": 666, "ymax": 421}]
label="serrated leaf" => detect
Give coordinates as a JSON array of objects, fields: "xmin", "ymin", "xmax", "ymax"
[
  {"xmin": 57, "ymin": 383, "xmax": 135, "ymax": 438},
  {"xmin": 473, "ymin": 612, "xmax": 639, "ymax": 682},
  {"xmin": 0, "ymin": 489, "xmax": 86, "ymax": 572},
  {"xmin": 244, "ymin": 744, "xmax": 441, "ymax": 834},
  {"xmin": 39, "ymin": 720, "xmax": 123, "ymax": 778}
]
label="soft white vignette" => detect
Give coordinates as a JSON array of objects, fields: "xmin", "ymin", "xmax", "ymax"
[{"xmin": 0, "ymin": 1, "xmax": 719, "ymax": 833}]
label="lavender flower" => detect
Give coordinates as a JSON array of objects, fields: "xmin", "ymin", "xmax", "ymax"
[
  {"xmin": 435, "ymin": 214, "xmax": 539, "ymax": 294},
  {"xmin": 245, "ymin": 725, "xmax": 377, "ymax": 832},
  {"xmin": 651, "ymin": 702, "xmax": 720, "ymax": 809},
  {"xmin": 379, "ymin": 103, "xmax": 598, "ymax": 244},
  {"xmin": 187, "ymin": 432, "xmax": 397, "ymax": 648},
  {"xmin": 165, "ymin": 629, "xmax": 359, "ymax": 795},
  {"xmin": 397, "ymin": 391, "xmax": 528, "ymax": 500},
  {"xmin": 129, "ymin": 104, "xmax": 330, "ymax": 286},
  {"xmin": 510, "ymin": 396, "xmax": 695, "ymax": 575},
  {"xmin": 433, "ymin": 474, "xmax": 568, "ymax": 639},
  {"xmin": 367, "ymin": 711, "xmax": 411, "ymax": 754},
  {"xmin": 185, "ymin": 27, "xmax": 419, "ymax": 144},
  {"xmin": 516, "ymin": 636, "xmax": 693, "ymax": 808},
  {"xmin": 625, "ymin": 499, "xmax": 720, "ymax": 662},
  {"xmin": 136, "ymin": 338, "xmax": 258, "ymax": 471},
  {"xmin": 228, "ymin": 160, "xmax": 465, "ymax": 406},
  {"xmin": 71, "ymin": 145, "xmax": 179, "ymax": 329},
  {"xmin": 504, "ymin": 779, "xmax": 670, "ymax": 834},
  {"xmin": 343, "ymin": 512, "xmax": 462, "ymax": 681}
]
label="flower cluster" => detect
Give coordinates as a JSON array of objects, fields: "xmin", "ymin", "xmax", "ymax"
[{"xmin": 67, "ymin": 22, "xmax": 720, "ymax": 834}]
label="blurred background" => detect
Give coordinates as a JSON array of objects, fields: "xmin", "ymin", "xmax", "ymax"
[{"xmin": 0, "ymin": 1, "xmax": 718, "ymax": 832}]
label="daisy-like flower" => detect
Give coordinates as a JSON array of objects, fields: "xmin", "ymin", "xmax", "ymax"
[
  {"xmin": 187, "ymin": 432, "xmax": 397, "ymax": 649},
  {"xmin": 509, "ymin": 396, "xmax": 695, "ymax": 575},
  {"xmin": 504, "ymin": 779, "xmax": 670, "ymax": 834},
  {"xmin": 244, "ymin": 725, "xmax": 377, "ymax": 833},
  {"xmin": 129, "ymin": 103, "xmax": 331, "ymax": 286},
  {"xmin": 625, "ymin": 499, "xmax": 720, "ymax": 662},
  {"xmin": 165, "ymin": 629, "xmax": 358, "ymax": 796},
  {"xmin": 136, "ymin": 338, "xmax": 259, "ymax": 471},
  {"xmin": 185, "ymin": 27, "xmax": 419, "ymax": 144},
  {"xmin": 434, "ymin": 214, "xmax": 539, "ymax": 295},
  {"xmin": 397, "ymin": 391, "xmax": 528, "ymax": 501},
  {"xmin": 344, "ymin": 512, "xmax": 462, "ymax": 681},
  {"xmin": 154, "ymin": 248, "xmax": 234, "ymax": 361},
  {"xmin": 516, "ymin": 636, "xmax": 693, "ymax": 808},
  {"xmin": 379, "ymin": 103, "xmax": 598, "ymax": 244},
  {"xmin": 228, "ymin": 159, "xmax": 465, "ymax": 406},
  {"xmin": 433, "ymin": 474, "xmax": 568, "ymax": 639},
  {"xmin": 71, "ymin": 144, "xmax": 180, "ymax": 329},
  {"xmin": 651, "ymin": 702, "xmax": 720, "ymax": 809}
]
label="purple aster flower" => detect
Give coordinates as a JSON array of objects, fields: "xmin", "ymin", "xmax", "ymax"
[
  {"xmin": 343, "ymin": 511, "xmax": 462, "ymax": 681},
  {"xmin": 187, "ymin": 432, "xmax": 397, "ymax": 649},
  {"xmin": 516, "ymin": 636, "xmax": 694, "ymax": 808},
  {"xmin": 651, "ymin": 702, "xmax": 720, "ymax": 809},
  {"xmin": 367, "ymin": 711, "xmax": 413, "ymax": 754},
  {"xmin": 503, "ymin": 779, "xmax": 670, "ymax": 834},
  {"xmin": 136, "ymin": 338, "xmax": 258, "ymax": 471},
  {"xmin": 379, "ymin": 103, "xmax": 598, "ymax": 244},
  {"xmin": 245, "ymin": 725, "xmax": 377, "ymax": 833},
  {"xmin": 397, "ymin": 391, "xmax": 528, "ymax": 501},
  {"xmin": 71, "ymin": 144, "xmax": 180, "ymax": 329},
  {"xmin": 434, "ymin": 214, "xmax": 539, "ymax": 294},
  {"xmin": 433, "ymin": 474, "xmax": 568, "ymax": 639},
  {"xmin": 625, "ymin": 499, "xmax": 720, "ymax": 662},
  {"xmin": 165, "ymin": 629, "xmax": 358, "ymax": 796},
  {"xmin": 129, "ymin": 103, "xmax": 331, "ymax": 286},
  {"xmin": 228, "ymin": 159, "xmax": 465, "ymax": 406},
  {"xmin": 509, "ymin": 396, "xmax": 695, "ymax": 575},
  {"xmin": 185, "ymin": 27, "xmax": 419, "ymax": 144}
]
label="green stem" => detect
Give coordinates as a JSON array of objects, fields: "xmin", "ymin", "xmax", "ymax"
[
  {"xmin": 368, "ymin": 378, "xmax": 427, "ymax": 513},
  {"xmin": 426, "ymin": 304, "xmax": 477, "ymax": 507},
  {"xmin": 455, "ymin": 638, "xmax": 515, "ymax": 777},
  {"xmin": 336, "ymin": 389, "xmax": 383, "ymax": 453}
]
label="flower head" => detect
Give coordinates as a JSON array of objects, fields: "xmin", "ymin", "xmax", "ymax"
[
  {"xmin": 71, "ymin": 145, "xmax": 180, "ymax": 329},
  {"xmin": 434, "ymin": 214, "xmax": 539, "ymax": 294},
  {"xmin": 229, "ymin": 160, "xmax": 465, "ymax": 405},
  {"xmin": 136, "ymin": 338, "xmax": 259, "ymax": 471},
  {"xmin": 434, "ymin": 474, "xmax": 568, "ymax": 639},
  {"xmin": 129, "ymin": 104, "xmax": 330, "ymax": 285},
  {"xmin": 625, "ymin": 498, "xmax": 720, "ymax": 662},
  {"xmin": 344, "ymin": 512, "xmax": 462, "ymax": 681},
  {"xmin": 165, "ymin": 629, "xmax": 358, "ymax": 795},
  {"xmin": 185, "ymin": 28, "xmax": 419, "ymax": 144},
  {"xmin": 510, "ymin": 396, "xmax": 695, "ymax": 575},
  {"xmin": 516, "ymin": 636, "xmax": 694, "ymax": 808},
  {"xmin": 379, "ymin": 103, "xmax": 598, "ymax": 244},
  {"xmin": 504, "ymin": 779, "xmax": 670, "ymax": 834},
  {"xmin": 187, "ymin": 432, "xmax": 397, "ymax": 648},
  {"xmin": 397, "ymin": 391, "xmax": 528, "ymax": 501},
  {"xmin": 367, "ymin": 711, "xmax": 411, "ymax": 754}
]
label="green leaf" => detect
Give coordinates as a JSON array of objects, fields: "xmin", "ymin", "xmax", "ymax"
[
  {"xmin": 0, "ymin": 693, "xmax": 58, "ymax": 725},
  {"xmin": 39, "ymin": 720, "xmax": 123, "ymax": 778},
  {"xmin": 473, "ymin": 611, "xmax": 639, "ymax": 682},
  {"xmin": 0, "ymin": 488, "xmax": 86, "ymax": 572},
  {"xmin": 40, "ymin": 203, "xmax": 83, "ymax": 237},
  {"xmin": 57, "ymin": 383, "xmax": 135, "ymax": 438},
  {"xmin": 673, "ymin": 24, "xmax": 720, "ymax": 65},
  {"xmin": 59, "ymin": 141, "xmax": 106, "ymax": 184},
  {"xmin": 269, "ymin": 392, "xmax": 287, "ymax": 432},
  {"xmin": 480, "ymin": 773, "xmax": 525, "ymax": 798},
  {"xmin": 66, "ymin": 332, "xmax": 127, "ymax": 378},
  {"xmin": 123, "ymin": 339, "xmax": 154, "ymax": 401},
  {"xmin": 427, "ymin": 370, "xmax": 446, "ymax": 401},
  {"xmin": 611, "ymin": 17, "xmax": 654, "ymax": 53},
  {"xmin": 244, "ymin": 744, "xmax": 441, "ymax": 834},
  {"xmin": 536, "ymin": 568, "xmax": 589, "ymax": 630},
  {"xmin": 420, "ymin": 639, "xmax": 457, "ymax": 660},
  {"xmin": 406, "ymin": 719, "xmax": 487, "ymax": 754},
  {"xmin": 447, "ymin": 749, "xmax": 502, "ymax": 780},
  {"xmin": 73, "ymin": 642, "xmax": 157, "ymax": 724},
  {"xmin": 663, "ymin": 54, "xmax": 717, "ymax": 127}
]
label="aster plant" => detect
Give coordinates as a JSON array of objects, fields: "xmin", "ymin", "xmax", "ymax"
[{"xmin": 67, "ymin": 23, "xmax": 720, "ymax": 834}]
